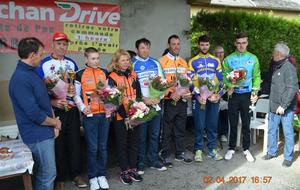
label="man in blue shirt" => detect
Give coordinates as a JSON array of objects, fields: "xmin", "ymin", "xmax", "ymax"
[
  {"xmin": 132, "ymin": 38, "xmax": 167, "ymax": 174},
  {"xmin": 9, "ymin": 37, "xmax": 61, "ymax": 190}
]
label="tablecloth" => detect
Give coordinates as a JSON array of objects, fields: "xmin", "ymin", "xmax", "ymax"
[{"xmin": 0, "ymin": 139, "xmax": 34, "ymax": 177}]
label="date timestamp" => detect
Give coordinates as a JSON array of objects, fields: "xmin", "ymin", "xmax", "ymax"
[{"xmin": 203, "ymin": 176, "xmax": 272, "ymax": 184}]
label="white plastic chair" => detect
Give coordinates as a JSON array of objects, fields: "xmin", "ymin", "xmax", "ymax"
[{"xmin": 250, "ymin": 98, "xmax": 270, "ymax": 154}]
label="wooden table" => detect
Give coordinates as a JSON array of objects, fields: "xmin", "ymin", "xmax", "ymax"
[
  {"xmin": 0, "ymin": 172, "xmax": 32, "ymax": 190},
  {"xmin": 0, "ymin": 139, "xmax": 34, "ymax": 190}
]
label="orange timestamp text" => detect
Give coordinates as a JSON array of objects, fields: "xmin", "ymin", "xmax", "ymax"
[{"xmin": 203, "ymin": 175, "xmax": 272, "ymax": 184}]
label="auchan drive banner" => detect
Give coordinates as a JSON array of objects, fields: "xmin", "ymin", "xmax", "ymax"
[{"xmin": 0, "ymin": 0, "xmax": 120, "ymax": 53}]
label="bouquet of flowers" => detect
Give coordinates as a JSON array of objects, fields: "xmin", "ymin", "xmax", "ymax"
[
  {"xmin": 95, "ymin": 80, "xmax": 123, "ymax": 118},
  {"xmin": 44, "ymin": 74, "xmax": 68, "ymax": 100},
  {"xmin": 44, "ymin": 67, "xmax": 75, "ymax": 111},
  {"xmin": 226, "ymin": 68, "xmax": 247, "ymax": 86},
  {"xmin": 171, "ymin": 73, "xmax": 192, "ymax": 105},
  {"xmin": 225, "ymin": 68, "xmax": 248, "ymax": 99},
  {"xmin": 149, "ymin": 75, "xmax": 174, "ymax": 99},
  {"xmin": 194, "ymin": 77, "xmax": 220, "ymax": 110},
  {"xmin": 125, "ymin": 101, "xmax": 157, "ymax": 129},
  {"xmin": 148, "ymin": 75, "xmax": 175, "ymax": 110}
]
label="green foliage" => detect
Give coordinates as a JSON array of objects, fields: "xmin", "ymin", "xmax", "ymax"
[{"xmin": 190, "ymin": 9, "xmax": 300, "ymax": 76}]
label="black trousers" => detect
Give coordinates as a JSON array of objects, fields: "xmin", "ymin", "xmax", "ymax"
[
  {"xmin": 113, "ymin": 120, "xmax": 140, "ymax": 171},
  {"xmin": 228, "ymin": 92, "xmax": 251, "ymax": 151},
  {"xmin": 161, "ymin": 100, "xmax": 187, "ymax": 158},
  {"xmin": 54, "ymin": 107, "xmax": 81, "ymax": 181},
  {"xmin": 218, "ymin": 109, "xmax": 229, "ymax": 137}
]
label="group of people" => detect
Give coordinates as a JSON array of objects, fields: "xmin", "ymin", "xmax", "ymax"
[{"xmin": 8, "ymin": 31, "xmax": 298, "ymax": 190}]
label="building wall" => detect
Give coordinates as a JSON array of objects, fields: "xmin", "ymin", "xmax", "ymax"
[{"xmin": 0, "ymin": 0, "xmax": 191, "ymax": 125}]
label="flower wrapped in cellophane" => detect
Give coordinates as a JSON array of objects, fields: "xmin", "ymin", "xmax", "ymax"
[
  {"xmin": 225, "ymin": 68, "xmax": 249, "ymax": 99},
  {"xmin": 44, "ymin": 67, "xmax": 75, "ymax": 111},
  {"xmin": 125, "ymin": 101, "xmax": 157, "ymax": 129},
  {"xmin": 95, "ymin": 80, "xmax": 123, "ymax": 118},
  {"xmin": 149, "ymin": 75, "xmax": 175, "ymax": 99},
  {"xmin": 171, "ymin": 72, "xmax": 192, "ymax": 105},
  {"xmin": 44, "ymin": 74, "xmax": 68, "ymax": 100},
  {"xmin": 193, "ymin": 77, "xmax": 220, "ymax": 110},
  {"xmin": 226, "ymin": 68, "xmax": 247, "ymax": 87}
]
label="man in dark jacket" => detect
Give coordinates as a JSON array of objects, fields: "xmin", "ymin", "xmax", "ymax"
[
  {"xmin": 9, "ymin": 37, "xmax": 61, "ymax": 190},
  {"xmin": 262, "ymin": 42, "xmax": 298, "ymax": 167}
]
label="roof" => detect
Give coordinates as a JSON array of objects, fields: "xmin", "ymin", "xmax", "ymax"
[{"xmin": 189, "ymin": 0, "xmax": 300, "ymax": 12}]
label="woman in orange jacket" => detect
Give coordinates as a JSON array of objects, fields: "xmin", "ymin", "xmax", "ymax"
[{"xmin": 107, "ymin": 49, "xmax": 143, "ymax": 185}]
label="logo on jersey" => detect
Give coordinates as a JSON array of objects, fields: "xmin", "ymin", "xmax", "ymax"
[
  {"xmin": 198, "ymin": 73, "xmax": 214, "ymax": 80},
  {"xmin": 207, "ymin": 63, "xmax": 215, "ymax": 67},
  {"xmin": 50, "ymin": 64, "xmax": 55, "ymax": 72},
  {"xmin": 177, "ymin": 67, "xmax": 186, "ymax": 73},
  {"xmin": 197, "ymin": 64, "xmax": 204, "ymax": 69},
  {"xmin": 86, "ymin": 76, "xmax": 94, "ymax": 84},
  {"xmin": 65, "ymin": 64, "xmax": 71, "ymax": 70},
  {"xmin": 163, "ymin": 68, "xmax": 176, "ymax": 74},
  {"xmin": 140, "ymin": 66, "xmax": 145, "ymax": 71},
  {"xmin": 246, "ymin": 60, "xmax": 253, "ymax": 65}
]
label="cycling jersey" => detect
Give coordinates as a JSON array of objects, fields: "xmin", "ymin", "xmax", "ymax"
[
  {"xmin": 35, "ymin": 55, "xmax": 78, "ymax": 79},
  {"xmin": 74, "ymin": 66, "xmax": 107, "ymax": 114},
  {"xmin": 159, "ymin": 52, "xmax": 188, "ymax": 99},
  {"xmin": 35, "ymin": 55, "xmax": 79, "ymax": 110},
  {"xmin": 109, "ymin": 70, "xmax": 139, "ymax": 120},
  {"xmin": 132, "ymin": 55, "xmax": 165, "ymax": 98},
  {"xmin": 188, "ymin": 52, "xmax": 222, "ymax": 90},
  {"xmin": 223, "ymin": 51, "xmax": 261, "ymax": 94}
]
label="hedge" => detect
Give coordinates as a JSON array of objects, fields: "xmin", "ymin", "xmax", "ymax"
[{"xmin": 189, "ymin": 9, "xmax": 300, "ymax": 76}]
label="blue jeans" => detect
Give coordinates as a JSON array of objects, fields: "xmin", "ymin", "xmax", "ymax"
[
  {"xmin": 192, "ymin": 98, "xmax": 219, "ymax": 151},
  {"xmin": 138, "ymin": 111, "xmax": 162, "ymax": 169},
  {"xmin": 27, "ymin": 138, "xmax": 56, "ymax": 190},
  {"xmin": 83, "ymin": 114, "xmax": 110, "ymax": 179},
  {"xmin": 268, "ymin": 110, "xmax": 294, "ymax": 161}
]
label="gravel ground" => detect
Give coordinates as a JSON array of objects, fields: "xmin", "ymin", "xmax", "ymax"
[
  {"xmin": 66, "ymin": 130, "xmax": 300, "ymax": 190},
  {"xmin": 2, "ymin": 130, "xmax": 300, "ymax": 190}
]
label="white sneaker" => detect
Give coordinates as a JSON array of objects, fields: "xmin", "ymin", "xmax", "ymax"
[
  {"xmin": 89, "ymin": 177, "xmax": 100, "ymax": 190},
  {"xmin": 137, "ymin": 170, "xmax": 144, "ymax": 175},
  {"xmin": 194, "ymin": 150, "xmax": 203, "ymax": 162},
  {"xmin": 150, "ymin": 164, "xmax": 167, "ymax": 171},
  {"xmin": 220, "ymin": 135, "xmax": 228, "ymax": 142},
  {"xmin": 97, "ymin": 176, "xmax": 109, "ymax": 189},
  {"xmin": 243, "ymin": 150, "xmax": 255, "ymax": 162},
  {"xmin": 225, "ymin": 150, "xmax": 235, "ymax": 160}
]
